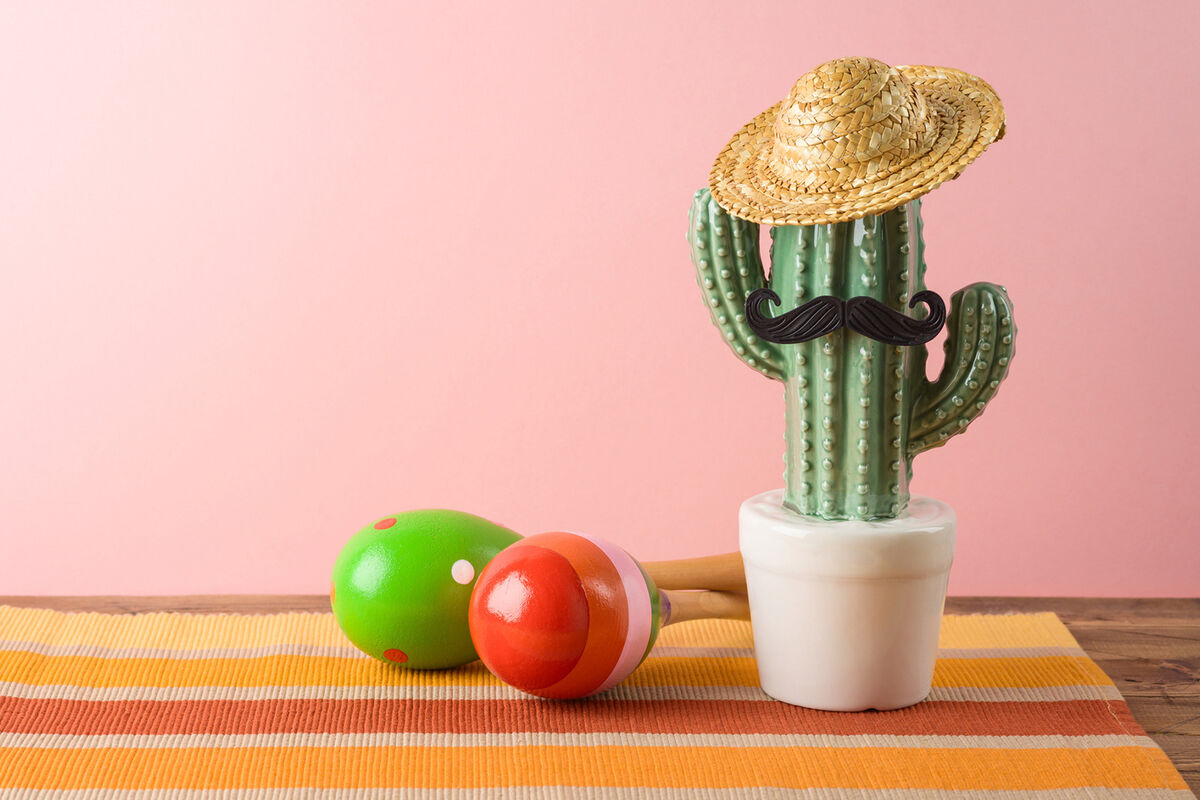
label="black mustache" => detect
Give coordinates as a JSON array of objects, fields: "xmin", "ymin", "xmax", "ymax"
[{"xmin": 746, "ymin": 290, "xmax": 947, "ymax": 346}]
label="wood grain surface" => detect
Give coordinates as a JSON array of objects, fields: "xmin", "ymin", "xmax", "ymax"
[{"xmin": 2, "ymin": 595, "xmax": 1196, "ymax": 793}]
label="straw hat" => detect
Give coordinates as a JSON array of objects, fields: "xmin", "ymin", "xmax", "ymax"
[{"xmin": 708, "ymin": 57, "xmax": 1005, "ymax": 225}]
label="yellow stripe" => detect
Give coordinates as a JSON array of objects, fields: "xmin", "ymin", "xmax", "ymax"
[
  {"xmin": 654, "ymin": 614, "xmax": 1083, "ymax": 651},
  {"xmin": 0, "ymin": 746, "xmax": 1185, "ymax": 791},
  {"xmin": 0, "ymin": 647, "xmax": 1113, "ymax": 690},
  {"xmin": 653, "ymin": 618, "xmax": 754, "ymax": 648},
  {"xmin": 0, "ymin": 609, "xmax": 1083, "ymax": 653},
  {"xmin": 0, "ymin": 608, "xmax": 341, "ymax": 650},
  {"xmin": 933, "ymin": 655, "xmax": 1114, "ymax": 689},
  {"xmin": 936, "ymin": 612, "xmax": 1080, "ymax": 650}
]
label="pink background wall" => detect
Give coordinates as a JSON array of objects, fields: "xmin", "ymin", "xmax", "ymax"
[{"xmin": 2, "ymin": 1, "xmax": 1197, "ymax": 596}]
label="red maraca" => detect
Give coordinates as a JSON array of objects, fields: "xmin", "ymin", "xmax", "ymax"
[{"xmin": 468, "ymin": 532, "xmax": 749, "ymax": 699}]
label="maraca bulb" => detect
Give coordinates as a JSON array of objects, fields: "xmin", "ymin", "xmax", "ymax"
[
  {"xmin": 331, "ymin": 509, "xmax": 521, "ymax": 669},
  {"xmin": 469, "ymin": 532, "xmax": 664, "ymax": 699}
]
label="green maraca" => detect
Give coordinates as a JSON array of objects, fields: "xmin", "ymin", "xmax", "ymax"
[
  {"xmin": 332, "ymin": 508, "xmax": 746, "ymax": 669},
  {"xmin": 331, "ymin": 509, "xmax": 521, "ymax": 669}
]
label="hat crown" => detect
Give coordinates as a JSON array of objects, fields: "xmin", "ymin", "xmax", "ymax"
[{"xmin": 769, "ymin": 57, "xmax": 933, "ymax": 186}]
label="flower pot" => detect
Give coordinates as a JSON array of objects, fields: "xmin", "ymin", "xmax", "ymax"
[{"xmin": 739, "ymin": 489, "xmax": 956, "ymax": 711}]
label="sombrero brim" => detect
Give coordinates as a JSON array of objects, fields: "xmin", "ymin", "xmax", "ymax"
[{"xmin": 708, "ymin": 65, "xmax": 1005, "ymax": 226}]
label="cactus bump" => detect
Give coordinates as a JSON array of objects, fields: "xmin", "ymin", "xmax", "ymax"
[{"xmin": 688, "ymin": 190, "xmax": 1015, "ymax": 520}]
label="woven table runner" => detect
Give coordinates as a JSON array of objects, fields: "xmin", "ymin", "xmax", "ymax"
[{"xmin": 0, "ymin": 607, "xmax": 1191, "ymax": 798}]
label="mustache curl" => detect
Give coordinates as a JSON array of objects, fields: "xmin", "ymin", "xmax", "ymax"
[
  {"xmin": 746, "ymin": 289, "xmax": 947, "ymax": 346},
  {"xmin": 744, "ymin": 291, "xmax": 844, "ymax": 343}
]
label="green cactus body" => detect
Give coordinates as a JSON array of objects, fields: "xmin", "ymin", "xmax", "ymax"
[{"xmin": 689, "ymin": 188, "xmax": 1015, "ymax": 520}]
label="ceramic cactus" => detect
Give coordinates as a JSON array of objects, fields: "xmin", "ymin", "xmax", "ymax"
[{"xmin": 688, "ymin": 188, "xmax": 1015, "ymax": 520}]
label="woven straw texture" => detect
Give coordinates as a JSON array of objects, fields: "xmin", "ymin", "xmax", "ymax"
[
  {"xmin": 709, "ymin": 56, "xmax": 1004, "ymax": 226},
  {"xmin": 0, "ymin": 607, "xmax": 1192, "ymax": 798}
]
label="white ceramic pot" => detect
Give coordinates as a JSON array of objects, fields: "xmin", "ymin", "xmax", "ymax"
[{"xmin": 739, "ymin": 489, "xmax": 956, "ymax": 711}]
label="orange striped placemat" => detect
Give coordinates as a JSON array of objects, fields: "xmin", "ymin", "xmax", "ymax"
[{"xmin": 0, "ymin": 607, "xmax": 1192, "ymax": 798}]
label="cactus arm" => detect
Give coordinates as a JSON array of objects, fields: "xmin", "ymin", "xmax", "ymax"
[
  {"xmin": 688, "ymin": 188, "xmax": 785, "ymax": 381},
  {"xmin": 907, "ymin": 282, "xmax": 1015, "ymax": 456}
]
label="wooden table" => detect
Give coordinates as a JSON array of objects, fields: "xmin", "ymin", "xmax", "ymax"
[{"xmin": 3, "ymin": 595, "xmax": 1196, "ymax": 793}]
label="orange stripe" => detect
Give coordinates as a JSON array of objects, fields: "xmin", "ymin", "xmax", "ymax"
[
  {"xmin": 0, "ymin": 745, "xmax": 1185, "ymax": 790},
  {"xmin": 0, "ymin": 649, "xmax": 491, "ymax": 687},
  {"xmin": 0, "ymin": 650, "xmax": 1113, "ymax": 690},
  {"xmin": 0, "ymin": 697, "xmax": 1145, "ymax": 737},
  {"xmin": 534, "ymin": 533, "xmax": 628, "ymax": 699}
]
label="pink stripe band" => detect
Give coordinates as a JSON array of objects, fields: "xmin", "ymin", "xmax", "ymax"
[{"xmin": 576, "ymin": 533, "xmax": 653, "ymax": 693}]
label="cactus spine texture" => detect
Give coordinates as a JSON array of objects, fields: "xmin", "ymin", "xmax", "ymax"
[{"xmin": 689, "ymin": 188, "xmax": 1015, "ymax": 521}]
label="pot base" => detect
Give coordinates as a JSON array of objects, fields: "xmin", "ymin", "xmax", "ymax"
[{"xmin": 739, "ymin": 490, "xmax": 956, "ymax": 711}]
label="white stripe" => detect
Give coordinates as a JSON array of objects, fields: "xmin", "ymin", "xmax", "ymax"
[
  {"xmin": 0, "ymin": 638, "xmax": 1089, "ymax": 662},
  {"xmin": 0, "ymin": 787, "xmax": 1191, "ymax": 799},
  {"xmin": 0, "ymin": 639, "xmax": 1087, "ymax": 661},
  {"xmin": 0, "ymin": 731, "xmax": 1160, "ymax": 751},
  {"xmin": 936, "ymin": 646, "xmax": 1089, "ymax": 659},
  {"xmin": 0, "ymin": 680, "xmax": 1123, "ymax": 703}
]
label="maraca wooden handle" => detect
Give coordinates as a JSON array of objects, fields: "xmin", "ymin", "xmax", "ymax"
[
  {"xmin": 661, "ymin": 589, "xmax": 751, "ymax": 625},
  {"xmin": 643, "ymin": 552, "xmax": 745, "ymax": 592}
]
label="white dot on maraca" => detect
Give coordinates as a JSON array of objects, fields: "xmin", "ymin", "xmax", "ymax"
[{"xmin": 451, "ymin": 559, "xmax": 475, "ymax": 585}]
